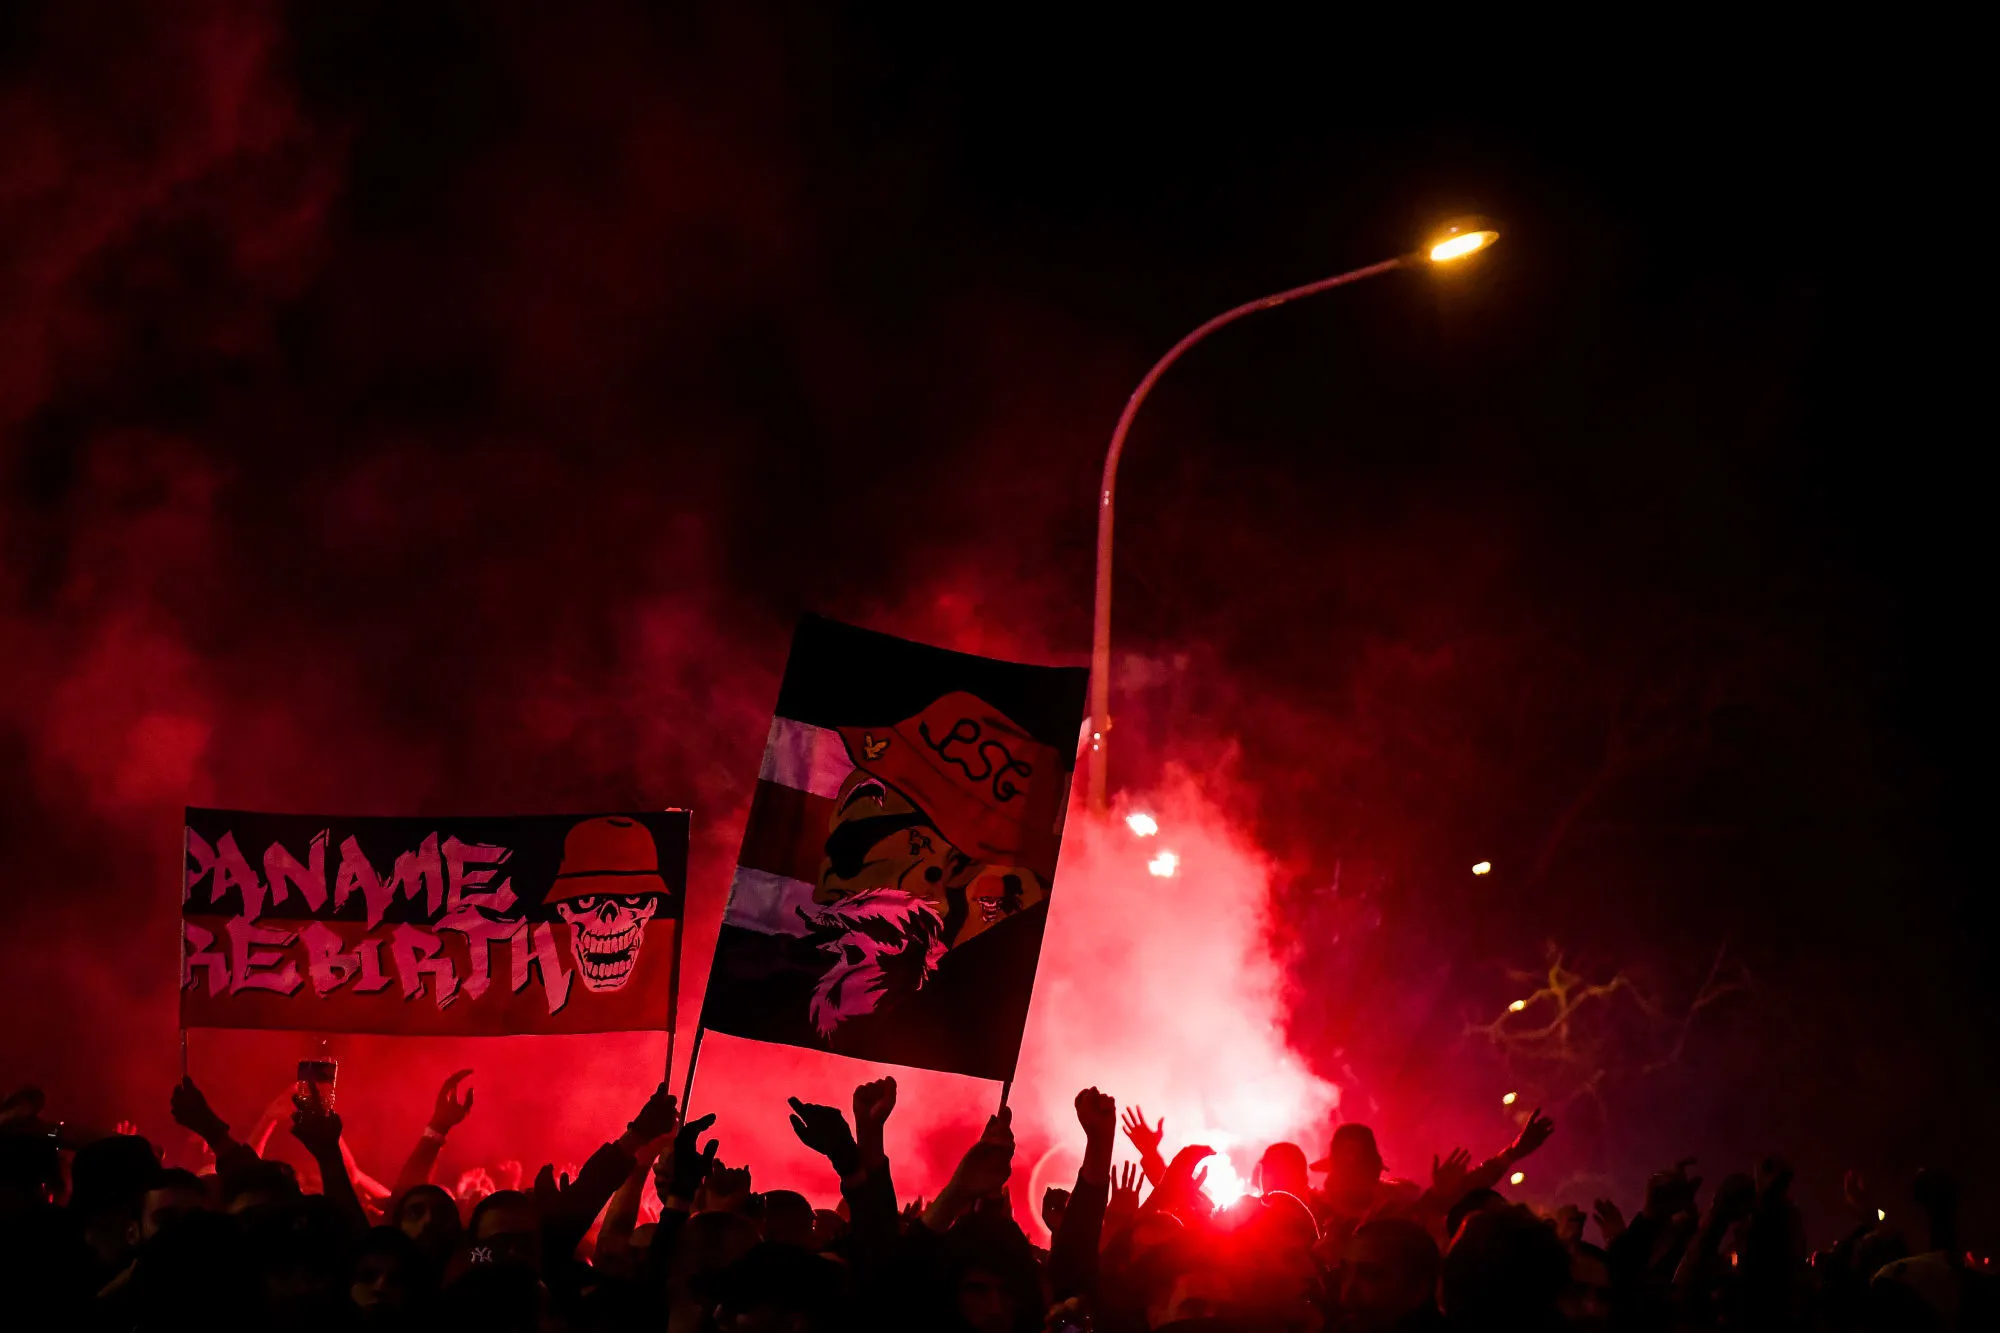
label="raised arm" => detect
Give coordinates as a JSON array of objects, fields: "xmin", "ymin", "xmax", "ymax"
[
  {"xmin": 1050, "ymin": 1087, "xmax": 1116, "ymax": 1302},
  {"xmin": 922, "ymin": 1106, "xmax": 1014, "ymax": 1233},
  {"xmin": 545, "ymin": 1081, "xmax": 679, "ymax": 1261},
  {"xmin": 593, "ymin": 1133, "xmax": 671, "ymax": 1277},
  {"xmin": 1120, "ymin": 1105, "xmax": 1168, "ymax": 1187},
  {"xmin": 391, "ymin": 1069, "xmax": 474, "ymax": 1199},
  {"xmin": 1461, "ymin": 1107, "xmax": 1556, "ymax": 1195},
  {"xmin": 170, "ymin": 1077, "xmax": 261, "ymax": 1182},
  {"xmin": 289, "ymin": 1096, "xmax": 370, "ymax": 1235}
]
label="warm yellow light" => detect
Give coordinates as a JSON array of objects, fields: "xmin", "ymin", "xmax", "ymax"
[
  {"xmin": 1126, "ymin": 812, "xmax": 1159, "ymax": 837},
  {"xmin": 1508, "ymin": 999, "xmax": 1528, "ymax": 1013},
  {"xmin": 1429, "ymin": 229, "xmax": 1498, "ymax": 263},
  {"xmin": 1501, "ymin": 1092, "xmax": 1518, "ymax": 1106},
  {"xmin": 1147, "ymin": 850, "xmax": 1180, "ymax": 878},
  {"xmin": 1878, "ymin": 1208, "xmax": 1888, "ymax": 1222},
  {"xmin": 1472, "ymin": 861, "xmax": 1492, "ymax": 875},
  {"xmin": 1510, "ymin": 1171, "xmax": 1526, "ymax": 1186}
]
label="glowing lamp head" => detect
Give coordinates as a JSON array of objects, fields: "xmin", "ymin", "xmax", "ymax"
[
  {"xmin": 1508, "ymin": 999, "xmax": 1528, "ymax": 1013},
  {"xmin": 1126, "ymin": 812, "xmax": 1159, "ymax": 837},
  {"xmin": 1510, "ymin": 1171, "xmax": 1526, "ymax": 1186},
  {"xmin": 1501, "ymin": 1091, "xmax": 1518, "ymax": 1106},
  {"xmin": 1427, "ymin": 219, "xmax": 1499, "ymax": 264},
  {"xmin": 1472, "ymin": 860, "xmax": 1493, "ymax": 875},
  {"xmin": 1147, "ymin": 850, "xmax": 1180, "ymax": 878}
]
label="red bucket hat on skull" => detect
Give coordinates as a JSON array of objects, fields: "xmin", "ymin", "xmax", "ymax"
[
  {"xmin": 543, "ymin": 816, "xmax": 669, "ymax": 905},
  {"xmin": 836, "ymin": 692, "xmax": 1068, "ymax": 881}
]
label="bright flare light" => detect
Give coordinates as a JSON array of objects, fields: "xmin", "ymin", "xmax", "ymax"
[
  {"xmin": 1200, "ymin": 1153, "xmax": 1252, "ymax": 1208},
  {"xmin": 1510, "ymin": 1171, "xmax": 1526, "ymax": 1186},
  {"xmin": 1501, "ymin": 1092, "xmax": 1518, "ymax": 1106},
  {"xmin": 1878, "ymin": 1208, "xmax": 1888, "ymax": 1222},
  {"xmin": 1126, "ymin": 812, "xmax": 1160, "ymax": 837},
  {"xmin": 1472, "ymin": 860, "xmax": 1493, "ymax": 875},
  {"xmin": 1508, "ymin": 999, "xmax": 1528, "ymax": 1013},
  {"xmin": 1147, "ymin": 850, "xmax": 1180, "ymax": 877},
  {"xmin": 1429, "ymin": 228, "xmax": 1498, "ymax": 263}
]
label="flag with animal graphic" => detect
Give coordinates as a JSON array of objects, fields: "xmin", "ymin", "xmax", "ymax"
[{"xmin": 698, "ymin": 615, "xmax": 1087, "ymax": 1080}]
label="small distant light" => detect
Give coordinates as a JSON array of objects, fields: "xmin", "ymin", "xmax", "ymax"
[
  {"xmin": 1501, "ymin": 1092, "xmax": 1518, "ymax": 1106},
  {"xmin": 1878, "ymin": 1208, "xmax": 1888, "ymax": 1222},
  {"xmin": 1730, "ymin": 1252, "xmax": 1740, "ymax": 1268},
  {"xmin": 1126, "ymin": 812, "xmax": 1159, "ymax": 837},
  {"xmin": 1509, "ymin": 1171, "xmax": 1526, "ymax": 1186},
  {"xmin": 1472, "ymin": 861, "xmax": 1492, "ymax": 875},
  {"xmin": 1147, "ymin": 850, "xmax": 1179, "ymax": 878},
  {"xmin": 1508, "ymin": 999, "xmax": 1528, "ymax": 1013}
]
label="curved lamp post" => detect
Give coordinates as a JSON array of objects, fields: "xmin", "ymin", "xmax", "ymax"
[{"xmin": 1085, "ymin": 221, "xmax": 1499, "ymax": 813}]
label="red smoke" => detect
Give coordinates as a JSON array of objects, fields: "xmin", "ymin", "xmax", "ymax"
[{"xmin": 8, "ymin": 1, "xmax": 1989, "ymax": 1243}]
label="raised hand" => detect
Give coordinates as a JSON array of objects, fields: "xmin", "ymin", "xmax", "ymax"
[
  {"xmin": 1506, "ymin": 1108, "xmax": 1556, "ymax": 1162},
  {"xmin": 1112, "ymin": 1162, "xmax": 1142, "ymax": 1210},
  {"xmin": 429, "ymin": 1070, "xmax": 475, "ymax": 1134},
  {"xmin": 1431, "ymin": 1147, "xmax": 1472, "ymax": 1202},
  {"xmin": 1042, "ymin": 1186, "xmax": 1072, "ymax": 1234},
  {"xmin": 702, "ymin": 1163, "xmax": 752, "ymax": 1214},
  {"xmin": 788, "ymin": 1097, "xmax": 859, "ymax": 1174},
  {"xmin": 1593, "ymin": 1197, "xmax": 1627, "ymax": 1242},
  {"xmin": 852, "ymin": 1076, "xmax": 896, "ymax": 1174},
  {"xmin": 853, "ymin": 1077, "xmax": 898, "ymax": 1134},
  {"xmin": 534, "ymin": 1163, "xmax": 573, "ymax": 1209},
  {"xmin": 626, "ymin": 1081, "xmax": 679, "ymax": 1142},
  {"xmin": 289, "ymin": 1094, "xmax": 343, "ymax": 1160},
  {"xmin": 115, "ymin": 1119, "xmax": 140, "ymax": 1137},
  {"xmin": 170, "ymin": 1077, "xmax": 229, "ymax": 1144},
  {"xmin": 948, "ymin": 1107, "xmax": 1016, "ymax": 1198},
  {"xmin": 1644, "ymin": 1159, "xmax": 1702, "ymax": 1220},
  {"xmin": 1075, "ymin": 1087, "xmax": 1117, "ymax": 1144},
  {"xmin": 1709, "ymin": 1172, "xmax": 1757, "ymax": 1226},
  {"xmin": 1150, "ymin": 1143, "xmax": 1216, "ymax": 1215},
  {"xmin": 661, "ymin": 1111, "xmax": 719, "ymax": 1204},
  {"xmin": 1120, "ymin": 1105, "xmax": 1164, "ymax": 1156}
]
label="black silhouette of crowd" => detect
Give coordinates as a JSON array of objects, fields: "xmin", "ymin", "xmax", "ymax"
[{"xmin": 1, "ymin": 1070, "xmax": 1989, "ymax": 1330}]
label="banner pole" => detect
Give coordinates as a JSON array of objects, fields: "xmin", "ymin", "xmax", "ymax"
[
  {"xmin": 661, "ymin": 812, "xmax": 689, "ymax": 1090},
  {"xmin": 678, "ymin": 1025, "xmax": 706, "ymax": 1114},
  {"xmin": 998, "ymin": 1078, "xmax": 1012, "ymax": 1111}
]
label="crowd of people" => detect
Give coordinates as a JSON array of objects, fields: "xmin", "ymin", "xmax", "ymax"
[{"xmin": 1, "ymin": 1068, "xmax": 1989, "ymax": 1330}]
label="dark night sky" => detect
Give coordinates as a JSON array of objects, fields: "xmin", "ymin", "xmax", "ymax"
[{"xmin": 1, "ymin": 5, "xmax": 1989, "ymax": 1235}]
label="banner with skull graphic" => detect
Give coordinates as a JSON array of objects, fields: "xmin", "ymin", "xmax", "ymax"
[
  {"xmin": 698, "ymin": 615, "xmax": 1087, "ymax": 1081},
  {"xmin": 181, "ymin": 809, "xmax": 688, "ymax": 1036}
]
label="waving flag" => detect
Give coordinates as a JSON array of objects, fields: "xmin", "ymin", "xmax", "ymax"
[{"xmin": 699, "ymin": 615, "xmax": 1087, "ymax": 1080}]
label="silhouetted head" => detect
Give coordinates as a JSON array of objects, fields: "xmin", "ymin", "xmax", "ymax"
[
  {"xmin": 1259, "ymin": 1141, "xmax": 1310, "ymax": 1198},
  {"xmin": 1441, "ymin": 1205, "xmax": 1570, "ymax": 1324},
  {"xmin": 1341, "ymin": 1217, "xmax": 1441, "ymax": 1329}
]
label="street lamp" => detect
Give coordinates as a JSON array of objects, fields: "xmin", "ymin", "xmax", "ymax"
[{"xmin": 1085, "ymin": 220, "xmax": 1498, "ymax": 813}]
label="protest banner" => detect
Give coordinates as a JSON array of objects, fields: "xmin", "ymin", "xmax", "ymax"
[{"xmin": 181, "ymin": 809, "xmax": 688, "ymax": 1036}]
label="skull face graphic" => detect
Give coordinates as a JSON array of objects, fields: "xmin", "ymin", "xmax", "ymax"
[
  {"xmin": 555, "ymin": 893, "xmax": 660, "ymax": 992},
  {"xmin": 544, "ymin": 817, "xmax": 673, "ymax": 995}
]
